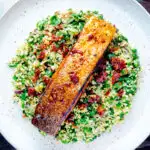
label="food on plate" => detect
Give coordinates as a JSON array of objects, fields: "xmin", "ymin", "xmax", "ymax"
[
  {"xmin": 8, "ymin": 10, "xmax": 140, "ymax": 143},
  {"xmin": 32, "ymin": 16, "xmax": 116, "ymax": 135}
]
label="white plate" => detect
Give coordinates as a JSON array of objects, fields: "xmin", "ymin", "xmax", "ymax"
[{"xmin": 0, "ymin": 0, "xmax": 150, "ymax": 150}]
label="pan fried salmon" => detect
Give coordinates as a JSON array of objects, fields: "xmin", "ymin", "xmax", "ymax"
[{"xmin": 32, "ymin": 16, "xmax": 116, "ymax": 135}]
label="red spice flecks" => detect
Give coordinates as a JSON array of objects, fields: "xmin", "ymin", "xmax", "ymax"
[
  {"xmin": 111, "ymin": 57, "xmax": 126, "ymax": 71},
  {"xmin": 88, "ymin": 95, "xmax": 100, "ymax": 103},
  {"xmin": 78, "ymin": 103, "xmax": 88, "ymax": 110},
  {"xmin": 38, "ymin": 51, "xmax": 46, "ymax": 60},
  {"xmin": 97, "ymin": 105, "xmax": 105, "ymax": 116},
  {"xmin": 70, "ymin": 48, "xmax": 83, "ymax": 55},
  {"xmin": 118, "ymin": 89, "xmax": 124, "ymax": 98},
  {"xmin": 105, "ymin": 89, "xmax": 111, "ymax": 96},
  {"xmin": 28, "ymin": 87, "xmax": 36, "ymax": 96},
  {"xmin": 96, "ymin": 71, "xmax": 107, "ymax": 83},
  {"xmin": 88, "ymin": 34, "xmax": 94, "ymax": 41},
  {"xmin": 112, "ymin": 71, "xmax": 121, "ymax": 84},
  {"xmin": 32, "ymin": 69, "xmax": 41, "ymax": 83},
  {"xmin": 42, "ymin": 76, "xmax": 50, "ymax": 85},
  {"xmin": 69, "ymin": 72, "xmax": 79, "ymax": 84}
]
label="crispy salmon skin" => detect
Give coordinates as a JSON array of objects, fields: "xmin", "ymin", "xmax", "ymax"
[{"xmin": 32, "ymin": 16, "xmax": 116, "ymax": 135}]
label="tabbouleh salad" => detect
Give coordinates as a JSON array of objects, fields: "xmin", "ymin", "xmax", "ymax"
[{"xmin": 8, "ymin": 10, "xmax": 140, "ymax": 143}]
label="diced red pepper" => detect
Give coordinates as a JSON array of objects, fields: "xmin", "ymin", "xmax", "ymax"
[
  {"xmin": 67, "ymin": 113, "xmax": 74, "ymax": 123},
  {"xmin": 97, "ymin": 105, "xmax": 105, "ymax": 116},
  {"xmin": 33, "ymin": 51, "xmax": 37, "ymax": 55},
  {"xmin": 32, "ymin": 76, "xmax": 37, "ymax": 83},
  {"xmin": 117, "ymin": 89, "xmax": 124, "ymax": 97},
  {"xmin": 63, "ymin": 47, "xmax": 69, "ymax": 57},
  {"xmin": 42, "ymin": 76, "xmax": 50, "ymax": 85},
  {"xmin": 105, "ymin": 89, "xmax": 111, "ymax": 96},
  {"xmin": 32, "ymin": 69, "xmax": 41, "ymax": 83},
  {"xmin": 28, "ymin": 87, "xmax": 36, "ymax": 96},
  {"xmin": 45, "ymin": 30, "xmax": 51, "ymax": 36},
  {"xmin": 54, "ymin": 24, "xmax": 63, "ymax": 30},
  {"xmin": 111, "ymin": 57, "xmax": 126, "ymax": 71},
  {"xmin": 78, "ymin": 103, "xmax": 88, "ymax": 110},
  {"xmin": 86, "ymin": 89, "xmax": 94, "ymax": 94},
  {"xmin": 39, "ymin": 44, "xmax": 47, "ymax": 50},
  {"xmin": 67, "ymin": 120, "xmax": 75, "ymax": 126},
  {"xmin": 38, "ymin": 51, "xmax": 45, "ymax": 60},
  {"xmin": 15, "ymin": 90, "xmax": 23, "ymax": 94},
  {"xmin": 66, "ymin": 113, "xmax": 77, "ymax": 126},
  {"xmin": 51, "ymin": 34, "xmax": 62, "ymax": 42},
  {"xmin": 96, "ymin": 71, "xmax": 107, "ymax": 83},
  {"xmin": 35, "ymin": 69, "xmax": 41, "ymax": 77},
  {"xmin": 51, "ymin": 43, "xmax": 59, "ymax": 52},
  {"xmin": 109, "ymin": 47, "xmax": 119, "ymax": 52},
  {"xmin": 112, "ymin": 71, "xmax": 120, "ymax": 84},
  {"xmin": 98, "ymin": 58, "xmax": 107, "ymax": 71},
  {"xmin": 88, "ymin": 95, "xmax": 100, "ymax": 103}
]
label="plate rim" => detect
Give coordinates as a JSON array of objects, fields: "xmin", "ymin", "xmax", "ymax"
[{"xmin": 0, "ymin": 0, "xmax": 150, "ymax": 149}]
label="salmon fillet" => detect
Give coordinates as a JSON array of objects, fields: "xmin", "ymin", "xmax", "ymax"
[{"xmin": 32, "ymin": 16, "xmax": 116, "ymax": 135}]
